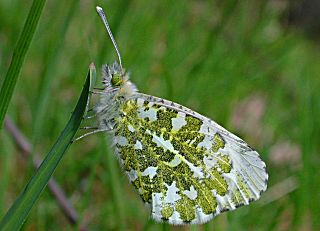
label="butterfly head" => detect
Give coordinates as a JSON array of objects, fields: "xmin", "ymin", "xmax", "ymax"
[
  {"xmin": 103, "ymin": 61, "xmax": 127, "ymax": 87},
  {"xmin": 102, "ymin": 61, "xmax": 137, "ymax": 95}
]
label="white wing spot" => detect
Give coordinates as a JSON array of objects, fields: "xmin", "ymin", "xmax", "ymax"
[
  {"xmin": 185, "ymin": 161, "xmax": 204, "ymax": 179},
  {"xmin": 198, "ymin": 135, "xmax": 213, "ymax": 149},
  {"xmin": 152, "ymin": 133, "xmax": 176, "ymax": 152},
  {"xmin": 137, "ymin": 98, "xmax": 144, "ymax": 107},
  {"xmin": 142, "ymin": 166, "xmax": 158, "ymax": 179},
  {"xmin": 114, "ymin": 136, "xmax": 128, "ymax": 146},
  {"xmin": 203, "ymin": 155, "xmax": 218, "ymax": 169},
  {"xmin": 165, "ymin": 181, "xmax": 181, "ymax": 203},
  {"xmin": 138, "ymin": 107, "xmax": 158, "ymax": 121},
  {"xmin": 172, "ymin": 112, "xmax": 187, "ymax": 131},
  {"xmin": 134, "ymin": 140, "xmax": 143, "ymax": 149},
  {"xmin": 168, "ymin": 155, "xmax": 182, "ymax": 167},
  {"xmin": 128, "ymin": 124, "xmax": 135, "ymax": 132},
  {"xmin": 183, "ymin": 185, "xmax": 198, "ymax": 200}
]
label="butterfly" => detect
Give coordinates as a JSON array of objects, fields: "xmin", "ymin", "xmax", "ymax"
[{"xmin": 85, "ymin": 6, "xmax": 268, "ymax": 225}]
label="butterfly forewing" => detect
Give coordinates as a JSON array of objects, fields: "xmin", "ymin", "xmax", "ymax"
[{"xmin": 111, "ymin": 94, "xmax": 268, "ymax": 225}]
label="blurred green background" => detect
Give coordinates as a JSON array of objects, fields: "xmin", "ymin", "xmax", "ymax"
[{"xmin": 0, "ymin": 0, "xmax": 320, "ymax": 230}]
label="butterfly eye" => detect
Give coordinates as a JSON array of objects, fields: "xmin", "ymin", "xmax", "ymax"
[{"xmin": 111, "ymin": 74, "xmax": 123, "ymax": 86}]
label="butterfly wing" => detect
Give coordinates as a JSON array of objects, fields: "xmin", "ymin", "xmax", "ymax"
[{"xmin": 112, "ymin": 93, "xmax": 268, "ymax": 225}]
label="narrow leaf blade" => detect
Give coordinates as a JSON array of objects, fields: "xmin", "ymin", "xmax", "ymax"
[{"xmin": 0, "ymin": 69, "xmax": 91, "ymax": 231}]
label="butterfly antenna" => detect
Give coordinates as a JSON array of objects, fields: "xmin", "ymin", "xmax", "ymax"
[{"xmin": 96, "ymin": 6, "xmax": 122, "ymax": 69}]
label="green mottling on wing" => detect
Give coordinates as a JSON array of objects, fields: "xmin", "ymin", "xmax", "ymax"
[
  {"xmin": 207, "ymin": 168, "xmax": 228, "ymax": 196},
  {"xmin": 171, "ymin": 138, "xmax": 205, "ymax": 167},
  {"xmin": 175, "ymin": 196, "xmax": 196, "ymax": 222},
  {"xmin": 119, "ymin": 146, "xmax": 136, "ymax": 171},
  {"xmin": 124, "ymin": 126, "xmax": 137, "ymax": 144},
  {"xmin": 132, "ymin": 178, "xmax": 140, "ymax": 190},
  {"xmin": 161, "ymin": 205, "xmax": 174, "ymax": 220},
  {"xmin": 121, "ymin": 99, "xmax": 139, "ymax": 118},
  {"xmin": 196, "ymin": 185, "xmax": 218, "ymax": 214},
  {"xmin": 136, "ymin": 148, "xmax": 158, "ymax": 170},
  {"xmin": 151, "ymin": 108, "xmax": 177, "ymax": 134},
  {"xmin": 217, "ymin": 153, "xmax": 232, "ymax": 173},
  {"xmin": 237, "ymin": 174, "xmax": 254, "ymax": 199},
  {"xmin": 212, "ymin": 133, "xmax": 225, "ymax": 152},
  {"xmin": 160, "ymin": 166, "xmax": 174, "ymax": 185},
  {"xmin": 232, "ymin": 188, "xmax": 245, "ymax": 207},
  {"xmin": 132, "ymin": 175, "xmax": 155, "ymax": 203},
  {"xmin": 184, "ymin": 115, "xmax": 203, "ymax": 130},
  {"xmin": 179, "ymin": 175, "xmax": 193, "ymax": 191},
  {"xmin": 143, "ymin": 133, "xmax": 157, "ymax": 149},
  {"xmin": 140, "ymin": 175, "xmax": 153, "ymax": 203},
  {"xmin": 158, "ymin": 150, "xmax": 176, "ymax": 162},
  {"xmin": 172, "ymin": 161, "xmax": 191, "ymax": 175}
]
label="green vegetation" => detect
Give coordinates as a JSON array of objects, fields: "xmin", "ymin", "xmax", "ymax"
[
  {"xmin": 0, "ymin": 67, "xmax": 90, "ymax": 231},
  {"xmin": 0, "ymin": 0, "xmax": 319, "ymax": 230}
]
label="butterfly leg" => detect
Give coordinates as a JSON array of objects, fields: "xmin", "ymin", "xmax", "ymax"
[
  {"xmin": 92, "ymin": 87, "xmax": 105, "ymax": 91},
  {"xmin": 90, "ymin": 90, "xmax": 106, "ymax": 95},
  {"xmin": 83, "ymin": 109, "xmax": 98, "ymax": 119},
  {"xmin": 73, "ymin": 127, "xmax": 111, "ymax": 142},
  {"xmin": 80, "ymin": 126, "xmax": 99, "ymax": 130}
]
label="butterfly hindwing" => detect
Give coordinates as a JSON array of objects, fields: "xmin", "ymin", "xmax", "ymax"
[{"xmin": 111, "ymin": 93, "xmax": 268, "ymax": 225}]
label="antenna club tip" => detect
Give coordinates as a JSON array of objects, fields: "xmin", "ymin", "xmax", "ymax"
[{"xmin": 96, "ymin": 5, "xmax": 123, "ymax": 67}]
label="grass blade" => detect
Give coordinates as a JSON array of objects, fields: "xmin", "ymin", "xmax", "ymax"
[
  {"xmin": 0, "ymin": 68, "xmax": 91, "ymax": 231},
  {"xmin": 0, "ymin": 0, "xmax": 46, "ymax": 129}
]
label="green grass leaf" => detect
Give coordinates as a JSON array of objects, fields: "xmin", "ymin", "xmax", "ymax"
[
  {"xmin": 0, "ymin": 0, "xmax": 46, "ymax": 129},
  {"xmin": 0, "ymin": 68, "xmax": 91, "ymax": 231}
]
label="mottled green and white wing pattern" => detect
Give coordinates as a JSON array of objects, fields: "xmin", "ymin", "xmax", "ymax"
[{"xmin": 112, "ymin": 93, "xmax": 268, "ymax": 225}]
